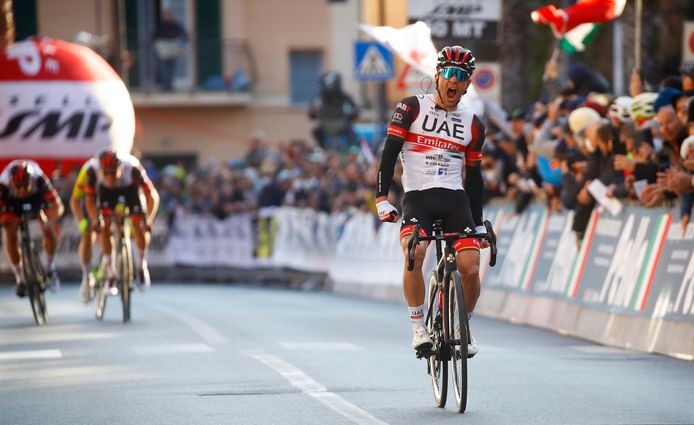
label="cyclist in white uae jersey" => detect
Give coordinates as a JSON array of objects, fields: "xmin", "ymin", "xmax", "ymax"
[{"xmin": 375, "ymin": 46, "xmax": 487, "ymax": 357}]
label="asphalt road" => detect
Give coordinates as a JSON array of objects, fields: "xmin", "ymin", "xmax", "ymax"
[{"xmin": 0, "ymin": 283, "xmax": 692, "ymax": 425}]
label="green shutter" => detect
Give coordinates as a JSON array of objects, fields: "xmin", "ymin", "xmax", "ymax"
[
  {"xmin": 12, "ymin": 0, "xmax": 38, "ymax": 41},
  {"xmin": 124, "ymin": 0, "xmax": 140, "ymax": 87},
  {"xmin": 195, "ymin": 0, "xmax": 222, "ymax": 88}
]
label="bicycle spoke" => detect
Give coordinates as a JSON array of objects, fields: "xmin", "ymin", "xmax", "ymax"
[
  {"xmin": 426, "ymin": 272, "xmax": 447, "ymax": 408},
  {"xmin": 448, "ymin": 272, "xmax": 468, "ymax": 413}
]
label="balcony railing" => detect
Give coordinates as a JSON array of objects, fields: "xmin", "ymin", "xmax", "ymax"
[{"xmin": 120, "ymin": 38, "xmax": 255, "ymax": 106}]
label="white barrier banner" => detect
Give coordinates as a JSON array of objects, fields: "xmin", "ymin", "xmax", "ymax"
[{"xmin": 168, "ymin": 212, "xmax": 254, "ymax": 268}]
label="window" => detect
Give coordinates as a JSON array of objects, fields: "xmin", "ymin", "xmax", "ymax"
[{"xmin": 289, "ymin": 51, "xmax": 323, "ymax": 106}]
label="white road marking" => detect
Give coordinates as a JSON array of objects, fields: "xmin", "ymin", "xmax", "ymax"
[
  {"xmin": 0, "ymin": 332, "xmax": 117, "ymax": 346},
  {"xmin": 0, "ymin": 349, "xmax": 62, "ymax": 361},
  {"xmin": 134, "ymin": 343, "xmax": 213, "ymax": 355},
  {"xmin": 144, "ymin": 302, "xmax": 227, "ymax": 345},
  {"xmin": 246, "ymin": 350, "xmax": 388, "ymax": 425},
  {"xmin": 569, "ymin": 345, "xmax": 633, "ymax": 354},
  {"xmin": 279, "ymin": 342, "xmax": 363, "ymax": 351}
]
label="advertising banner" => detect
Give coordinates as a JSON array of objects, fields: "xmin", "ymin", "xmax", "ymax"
[
  {"xmin": 408, "ymin": 0, "xmax": 501, "ymax": 41},
  {"xmin": 645, "ymin": 220, "xmax": 694, "ymax": 322},
  {"xmin": 575, "ymin": 209, "xmax": 672, "ymax": 315}
]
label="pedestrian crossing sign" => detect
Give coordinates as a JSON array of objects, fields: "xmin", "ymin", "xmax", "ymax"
[{"xmin": 354, "ymin": 41, "xmax": 394, "ymax": 81}]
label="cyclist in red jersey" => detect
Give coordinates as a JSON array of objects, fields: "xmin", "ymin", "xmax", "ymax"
[
  {"xmin": 0, "ymin": 160, "xmax": 64, "ymax": 297},
  {"xmin": 375, "ymin": 46, "xmax": 488, "ymax": 357}
]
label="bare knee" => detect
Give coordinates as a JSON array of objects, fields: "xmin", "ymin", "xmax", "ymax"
[{"xmin": 457, "ymin": 251, "xmax": 480, "ymax": 281}]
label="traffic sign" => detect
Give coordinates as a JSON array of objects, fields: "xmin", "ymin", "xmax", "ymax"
[{"xmin": 354, "ymin": 41, "xmax": 394, "ymax": 81}]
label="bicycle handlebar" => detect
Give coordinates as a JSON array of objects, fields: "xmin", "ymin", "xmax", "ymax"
[{"xmin": 406, "ymin": 220, "xmax": 497, "ymax": 271}]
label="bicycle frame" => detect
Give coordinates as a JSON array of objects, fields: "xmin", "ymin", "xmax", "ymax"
[
  {"xmin": 17, "ymin": 203, "xmax": 47, "ymax": 325},
  {"xmin": 423, "ymin": 222, "xmax": 465, "ymax": 357},
  {"xmin": 407, "ymin": 219, "xmax": 497, "ymax": 412},
  {"xmin": 94, "ymin": 196, "xmax": 134, "ymax": 322}
]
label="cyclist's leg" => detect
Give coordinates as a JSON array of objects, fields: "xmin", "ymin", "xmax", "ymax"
[
  {"xmin": 97, "ymin": 184, "xmax": 117, "ymax": 279},
  {"xmin": 126, "ymin": 185, "xmax": 151, "ymax": 289},
  {"xmin": 441, "ymin": 190, "xmax": 481, "ymax": 314},
  {"xmin": 455, "ymin": 249, "xmax": 480, "ymax": 314},
  {"xmin": 443, "ymin": 190, "xmax": 481, "ymax": 355},
  {"xmin": 400, "ymin": 190, "xmax": 434, "ymax": 350},
  {"xmin": 38, "ymin": 209, "xmax": 60, "ymax": 291},
  {"xmin": 2, "ymin": 212, "xmax": 25, "ymax": 295}
]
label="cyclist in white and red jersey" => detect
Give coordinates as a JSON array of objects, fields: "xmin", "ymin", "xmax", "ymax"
[
  {"xmin": 85, "ymin": 149, "xmax": 159, "ymax": 292},
  {"xmin": 375, "ymin": 46, "xmax": 487, "ymax": 356},
  {"xmin": 1, "ymin": 160, "xmax": 64, "ymax": 297}
]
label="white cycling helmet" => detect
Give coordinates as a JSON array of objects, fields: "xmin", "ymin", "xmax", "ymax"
[
  {"xmin": 681, "ymin": 135, "xmax": 694, "ymax": 161},
  {"xmin": 630, "ymin": 92, "xmax": 657, "ymax": 129},
  {"xmin": 608, "ymin": 96, "xmax": 633, "ymax": 122},
  {"xmin": 568, "ymin": 107, "xmax": 601, "ymax": 134}
]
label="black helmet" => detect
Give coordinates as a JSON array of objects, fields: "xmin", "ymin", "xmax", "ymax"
[{"xmin": 436, "ymin": 45, "xmax": 476, "ymax": 78}]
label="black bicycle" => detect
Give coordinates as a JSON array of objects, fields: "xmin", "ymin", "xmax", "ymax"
[
  {"xmin": 407, "ymin": 219, "xmax": 497, "ymax": 413},
  {"xmin": 94, "ymin": 196, "xmax": 134, "ymax": 323},
  {"xmin": 18, "ymin": 203, "xmax": 48, "ymax": 326}
]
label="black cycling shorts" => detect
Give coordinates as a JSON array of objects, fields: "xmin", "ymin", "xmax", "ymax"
[
  {"xmin": 400, "ymin": 188, "xmax": 480, "ymax": 251},
  {"xmin": 1, "ymin": 191, "xmax": 48, "ymax": 222},
  {"xmin": 97, "ymin": 184, "xmax": 144, "ymax": 216}
]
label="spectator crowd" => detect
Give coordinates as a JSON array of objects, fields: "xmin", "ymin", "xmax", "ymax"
[
  {"xmin": 50, "ymin": 60, "xmax": 694, "ymax": 248},
  {"xmin": 478, "ymin": 60, "xmax": 694, "ymax": 244}
]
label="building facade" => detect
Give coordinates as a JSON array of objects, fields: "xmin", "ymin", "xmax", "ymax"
[{"xmin": 15, "ymin": 0, "xmax": 393, "ymax": 167}]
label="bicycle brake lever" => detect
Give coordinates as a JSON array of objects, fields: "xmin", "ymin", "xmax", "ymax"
[{"xmin": 483, "ymin": 220, "xmax": 497, "ymax": 267}]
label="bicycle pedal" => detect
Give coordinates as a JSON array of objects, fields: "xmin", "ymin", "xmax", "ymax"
[{"xmin": 416, "ymin": 348, "xmax": 435, "ymax": 359}]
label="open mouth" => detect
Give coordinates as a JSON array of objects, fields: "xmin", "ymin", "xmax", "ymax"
[{"xmin": 446, "ymin": 87, "xmax": 458, "ymax": 100}]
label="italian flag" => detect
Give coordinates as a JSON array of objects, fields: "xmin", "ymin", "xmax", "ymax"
[
  {"xmin": 560, "ymin": 23, "xmax": 601, "ymax": 54},
  {"xmin": 532, "ymin": 0, "xmax": 627, "ymax": 53}
]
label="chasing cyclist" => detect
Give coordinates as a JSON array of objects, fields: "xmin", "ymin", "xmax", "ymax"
[
  {"xmin": 375, "ymin": 46, "xmax": 487, "ymax": 357},
  {"xmin": 71, "ymin": 156, "xmax": 99, "ymax": 303},
  {"xmin": 0, "ymin": 160, "xmax": 64, "ymax": 297},
  {"xmin": 84, "ymin": 149, "xmax": 160, "ymax": 292}
]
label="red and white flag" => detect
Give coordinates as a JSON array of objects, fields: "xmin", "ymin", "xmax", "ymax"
[
  {"xmin": 358, "ymin": 21, "xmax": 484, "ymax": 115},
  {"xmin": 531, "ymin": 0, "xmax": 627, "ymax": 38}
]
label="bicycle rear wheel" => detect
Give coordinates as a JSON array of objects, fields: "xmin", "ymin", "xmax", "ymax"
[
  {"xmin": 22, "ymin": 242, "xmax": 47, "ymax": 326},
  {"xmin": 426, "ymin": 272, "xmax": 447, "ymax": 408},
  {"xmin": 118, "ymin": 237, "xmax": 133, "ymax": 323},
  {"xmin": 448, "ymin": 271, "xmax": 469, "ymax": 413}
]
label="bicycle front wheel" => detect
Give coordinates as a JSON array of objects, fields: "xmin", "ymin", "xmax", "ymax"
[
  {"xmin": 426, "ymin": 271, "xmax": 447, "ymax": 408},
  {"xmin": 118, "ymin": 238, "xmax": 133, "ymax": 323},
  {"xmin": 448, "ymin": 271, "xmax": 469, "ymax": 413},
  {"xmin": 22, "ymin": 242, "xmax": 47, "ymax": 326}
]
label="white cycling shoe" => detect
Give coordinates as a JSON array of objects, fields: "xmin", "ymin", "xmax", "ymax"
[
  {"xmin": 79, "ymin": 273, "xmax": 94, "ymax": 304},
  {"xmin": 136, "ymin": 261, "xmax": 151, "ymax": 292},
  {"xmin": 467, "ymin": 335, "xmax": 479, "ymax": 358},
  {"xmin": 47, "ymin": 267, "xmax": 60, "ymax": 293},
  {"xmin": 412, "ymin": 325, "xmax": 433, "ymax": 351}
]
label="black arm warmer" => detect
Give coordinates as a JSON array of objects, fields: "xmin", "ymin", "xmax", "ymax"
[
  {"xmin": 376, "ymin": 136, "xmax": 404, "ymax": 198},
  {"xmin": 464, "ymin": 164, "xmax": 484, "ymax": 226}
]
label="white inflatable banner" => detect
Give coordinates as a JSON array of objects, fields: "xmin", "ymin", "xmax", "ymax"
[{"xmin": 0, "ymin": 37, "xmax": 134, "ymax": 161}]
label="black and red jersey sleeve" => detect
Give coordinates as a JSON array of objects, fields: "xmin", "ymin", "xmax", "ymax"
[
  {"xmin": 377, "ymin": 97, "xmax": 420, "ymax": 198},
  {"xmin": 132, "ymin": 164, "xmax": 153, "ymax": 193},
  {"xmin": 464, "ymin": 114, "xmax": 486, "ymax": 167},
  {"xmin": 36, "ymin": 176, "xmax": 58, "ymax": 203},
  {"xmin": 386, "ymin": 96, "xmax": 420, "ymax": 140},
  {"xmin": 0, "ymin": 185, "xmax": 8, "ymax": 209}
]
